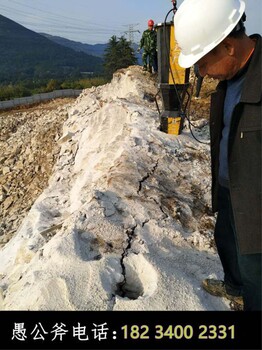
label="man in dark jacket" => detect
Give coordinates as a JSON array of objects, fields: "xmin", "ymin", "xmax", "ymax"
[
  {"xmin": 138, "ymin": 19, "xmax": 157, "ymax": 73},
  {"xmin": 174, "ymin": 0, "xmax": 261, "ymax": 310}
]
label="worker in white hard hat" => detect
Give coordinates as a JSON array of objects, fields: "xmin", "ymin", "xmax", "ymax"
[{"xmin": 174, "ymin": 0, "xmax": 261, "ymax": 311}]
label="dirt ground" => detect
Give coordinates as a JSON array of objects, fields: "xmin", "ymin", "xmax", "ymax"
[{"xmin": 0, "ymin": 98, "xmax": 76, "ymax": 247}]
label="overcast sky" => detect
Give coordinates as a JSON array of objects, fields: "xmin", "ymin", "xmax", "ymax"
[{"xmin": 0, "ymin": 0, "xmax": 261, "ymax": 44}]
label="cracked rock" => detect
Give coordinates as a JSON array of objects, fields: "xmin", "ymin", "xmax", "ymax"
[{"xmin": 0, "ymin": 67, "xmax": 224, "ymax": 312}]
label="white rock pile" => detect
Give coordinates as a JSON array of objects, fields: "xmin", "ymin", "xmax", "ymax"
[{"xmin": 0, "ymin": 66, "xmax": 229, "ymax": 311}]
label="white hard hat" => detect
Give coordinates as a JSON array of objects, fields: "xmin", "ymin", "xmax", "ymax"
[{"xmin": 174, "ymin": 0, "xmax": 246, "ymax": 68}]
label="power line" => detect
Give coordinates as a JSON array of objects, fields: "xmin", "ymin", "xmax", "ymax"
[
  {"xmin": 0, "ymin": 2, "xmax": 144, "ymax": 44},
  {"xmin": 8, "ymin": 0, "xmax": 124, "ymax": 31},
  {"xmin": 123, "ymin": 23, "xmax": 140, "ymax": 43},
  {"xmin": 0, "ymin": 3, "xmax": 123, "ymax": 41}
]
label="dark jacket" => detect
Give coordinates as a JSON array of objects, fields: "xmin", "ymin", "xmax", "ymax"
[{"xmin": 210, "ymin": 34, "xmax": 261, "ymax": 254}]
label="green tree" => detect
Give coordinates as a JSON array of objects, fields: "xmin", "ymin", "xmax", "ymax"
[
  {"xmin": 46, "ymin": 79, "xmax": 61, "ymax": 92},
  {"xmin": 103, "ymin": 36, "xmax": 137, "ymax": 78}
]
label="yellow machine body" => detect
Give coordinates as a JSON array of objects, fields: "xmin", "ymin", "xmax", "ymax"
[
  {"xmin": 168, "ymin": 24, "xmax": 187, "ymax": 85},
  {"xmin": 156, "ymin": 21, "xmax": 189, "ymax": 136},
  {"xmin": 168, "ymin": 116, "xmax": 182, "ymax": 135},
  {"xmin": 160, "ymin": 116, "xmax": 183, "ymax": 136}
]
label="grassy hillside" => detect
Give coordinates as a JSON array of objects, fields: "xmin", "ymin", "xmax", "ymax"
[{"xmin": 0, "ymin": 15, "xmax": 103, "ymax": 84}]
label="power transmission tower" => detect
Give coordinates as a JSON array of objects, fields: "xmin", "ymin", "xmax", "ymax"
[{"xmin": 123, "ymin": 23, "xmax": 140, "ymax": 43}]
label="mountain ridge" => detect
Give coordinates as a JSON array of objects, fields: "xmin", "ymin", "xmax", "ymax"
[
  {"xmin": 40, "ymin": 32, "xmax": 142, "ymax": 65},
  {"xmin": 39, "ymin": 33, "xmax": 107, "ymax": 57},
  {"xmin": 0, "ymin": 14, "xmax": 103, "ymax": 84}
]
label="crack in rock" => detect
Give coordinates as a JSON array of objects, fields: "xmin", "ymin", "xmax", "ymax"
[
  {"xmin": 137, "ymin": 160, "xmax": 159, "ymax": 194},
  {"xmin": 152, "ymin": 198, "xmax": 169, "ymax": 220},
  {"xmin": 159, "ymin": 205, "xmax": 169, "ymax": 220},
  {"xmin": 116, "ymin": 224, "xmax": 137, "ymax": 299},
  {"xmin": 142, "ymin": 219, "xmax": 150, "ymax": 228}
]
